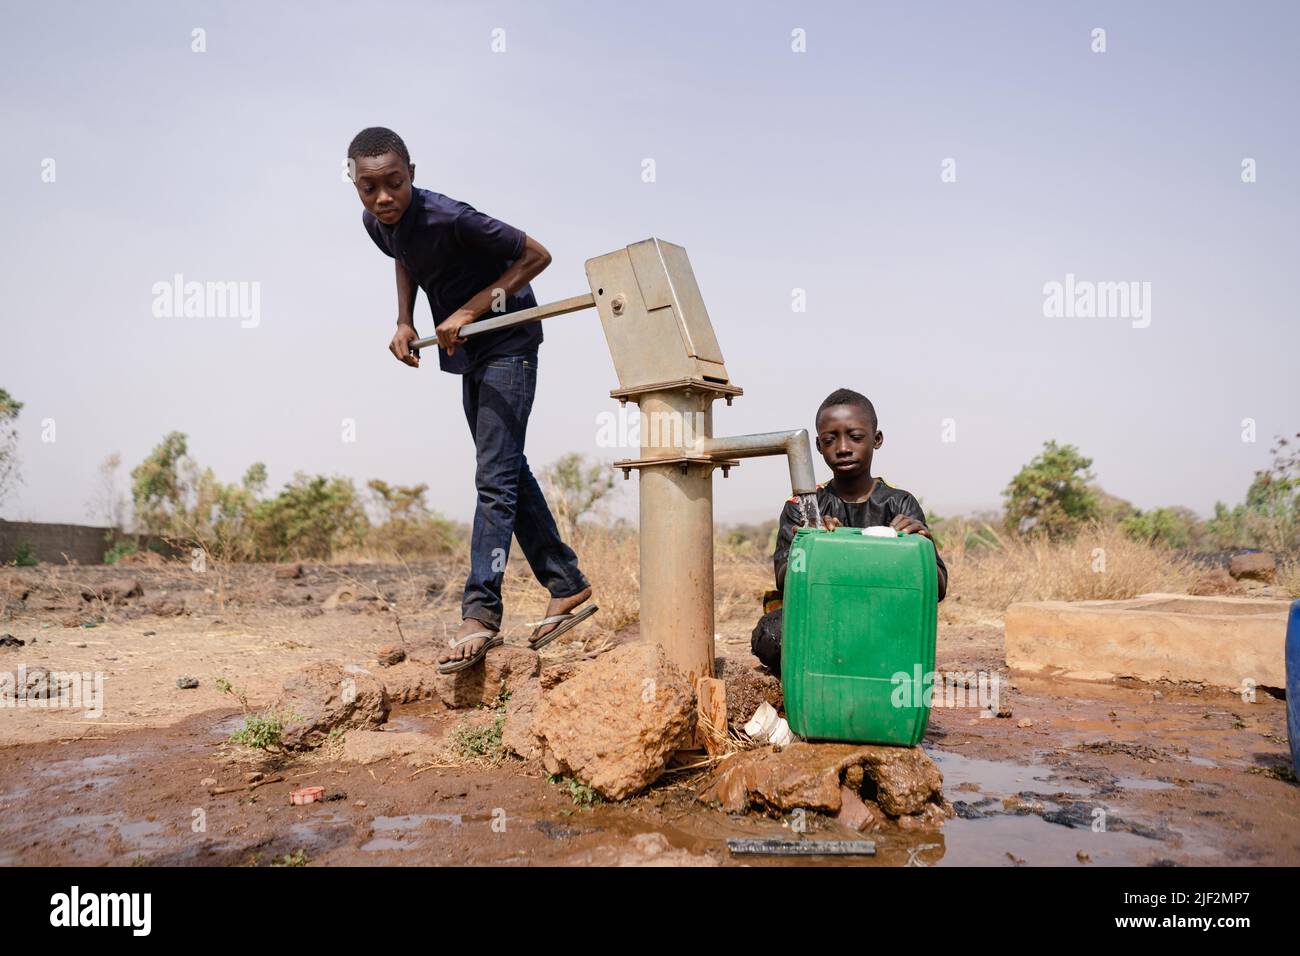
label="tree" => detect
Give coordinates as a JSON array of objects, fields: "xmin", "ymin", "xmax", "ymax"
[
  {"xmin": 250, "ymin": 474, "xmax": 368, "ymax": 560},
  {"xmin": 1003, "ymin": 440, "xmax": 1100, "ymax": 539},
  {"xmin": 1120, "ymin": 506, "xmax": 1203, "ymax": 549},
  {"xmin": 541, "ymin": 453, "xmax": 616, "ymax": 540},
  {"xmin": 129, "ymin": 432, "xmax": 270, "ymax": 558},
  {"xmin": 0, "ymin": 388, "xmax": 23, "ymax": 509},
  {"xmin": 366, "ymin": 479, "xmax": 458, "ymax": 558},
  {"xmin": 1206, "ymin": 432, "xmax": 1299, "ymax": 551},
  {"xmin": 130, "ymin": 431, "xmax": 192, "ymax": 536},
  {"xmin": 1093, "ymin": 487, "xmax": 1138, "ymax": 525}
]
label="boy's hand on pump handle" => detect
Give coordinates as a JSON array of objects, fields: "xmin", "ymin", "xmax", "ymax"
[{"xmin": 389, "ymin": 324, "xmax": 420, "ymax": 367}]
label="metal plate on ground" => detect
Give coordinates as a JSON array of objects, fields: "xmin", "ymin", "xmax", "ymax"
[{"xmin": 726, "ymin": 838, "xmax": 877, "ymax": 857}]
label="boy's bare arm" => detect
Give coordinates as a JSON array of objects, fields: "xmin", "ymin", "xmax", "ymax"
[
  {"xmin": 389, "ymin": 259, "xmax": 421, "ymax": 367},
  {"xmin": 436, "ymin": 236, "xmax": 553, "ymax": 354}
]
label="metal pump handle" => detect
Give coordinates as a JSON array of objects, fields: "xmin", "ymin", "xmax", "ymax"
[{"xmin": 410, "ymin": 293, "xmax": 595, "ymax": 352}]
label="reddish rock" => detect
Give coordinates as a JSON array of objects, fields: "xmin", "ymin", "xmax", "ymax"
[
  {"xmin": 387, "ymin": 644, "xmax": 539, "ymax": 709},
  {"xmin": 500, "ymin": 678, "xmax": 544, "ymax": 760},
  {"xmin": 836, "ymin": 786, "xmax": 888, "ymax": 832},
  {"xmin": 540, "ymin": 661, "xmax": 582, "ymax": 690},
  {"xmin": 535, "ymin": 642, "xmax": 696, "ymax": 801},
  {"xmin": 1228, "ymin": 552, "xmax": 1276, "ymax": 582},
  {"xmin": 698, "ymin": 741, "xmax": 944, "ymax": 817},
  {"xmin": 271, "ymin": 662, "xmax": 389, "ymax": 750},
  {"xmin": 895, "ymin": 801, "xmax": 952, "ymax": 830},
  {"xmin": 274, "ymin": 562, "xmax": 304, "ymax": 580},
  {"xmin": 376, "ymin": 643, "xmax": 406, "ymax": 667}
]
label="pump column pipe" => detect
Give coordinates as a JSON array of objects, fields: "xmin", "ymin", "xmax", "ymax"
[
  {"xmin": 634, "ymin": 387, "xmax": 719, "ymax": 686},
  {"xmin": 636, "ymin": 417, "xmax": 823, "ymax": 684}
]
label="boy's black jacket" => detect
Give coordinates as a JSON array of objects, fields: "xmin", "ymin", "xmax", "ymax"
[{"xmin": 772, "ymin": 479, "xmax": 947, "ymax": 595}]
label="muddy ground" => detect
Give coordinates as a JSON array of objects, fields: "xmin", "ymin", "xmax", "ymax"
[{"xmin": 1, "ymin": 561, "xmax": 1297, "ymax": 866}]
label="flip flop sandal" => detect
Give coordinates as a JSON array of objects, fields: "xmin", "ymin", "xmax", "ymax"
[
  {"xmin": 437, "ymin": 629, "xmax": 503, "ymax": 674},
  {"xmin": 528, "ymin": 604, "xmax": 599, "ymax": 651}
]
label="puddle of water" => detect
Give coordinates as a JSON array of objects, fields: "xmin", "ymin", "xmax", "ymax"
[
  {"xmin": 211, "ymin": 713, "xmax": 247, "ymax": 736},
  {"xmin": 372, "ymin": 813, "xmax": 462, "ymax": 831},
  {"xmin": 937, "ymin": 814, "xmax": 1167, "ymax": 866},
  {"xmin": 928, "ymin": 749, "xmax": 1092, "ymax": 797},
  {"xmin": 38, "ymin": 752, "xmax": 132, "ymax": 780},
  {"xmin": 361, "ymin": 837, "xmax": 416, "ymax": 852},
  {"xmin": 120, "ymin": 820, "xmax": 163, "ymax": 840},
  {"xmin": 1114, "ymin": 776, "xmax": 1175, "ymax": 791},
  {"xmin": 52, "ymin": 813, "xmax": 119, "ymax": 832},
  {"xmin": 118, "ymin": 819, "xmax": 170, "ymax": 850},
  {"xmin": 923, "ymin": 748, "xmax": 1197, "ymax": 865},
  {"xmin": 385, "ymin": 713, "xmax": 442, "ymax": 734},
  {"xmin": 360, "ymin": 812, "xmax": 463, "ymax": 853}
]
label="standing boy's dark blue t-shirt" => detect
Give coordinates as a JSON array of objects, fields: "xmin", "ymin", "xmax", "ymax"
[{"xmin": 362, "ymin": 187, "xmax": 540, "ymax": 374}]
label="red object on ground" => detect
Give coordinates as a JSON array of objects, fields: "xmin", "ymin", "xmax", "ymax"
[{"xmin": 290, "ymin": 786, "xmax": 325, "ymax": 805}]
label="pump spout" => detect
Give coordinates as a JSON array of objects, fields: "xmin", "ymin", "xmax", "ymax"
[{"xmin": 700, "ymin": 429, "xmax": 818, "ymax": 495}]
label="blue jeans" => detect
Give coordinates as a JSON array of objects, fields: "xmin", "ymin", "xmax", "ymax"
[{"xmin": 460, "ymin": 350, "xmax": 588, "ymax": 628}]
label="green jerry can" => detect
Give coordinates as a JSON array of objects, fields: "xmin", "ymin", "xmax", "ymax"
[{"xmin": 781, "ymin": 526, "xmax": 937, "ymax": 745}]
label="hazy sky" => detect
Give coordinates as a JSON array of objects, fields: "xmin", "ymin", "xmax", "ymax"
[{"xmin": 2, "ymin": 0, "xmax": 1296, "ymax": 528}]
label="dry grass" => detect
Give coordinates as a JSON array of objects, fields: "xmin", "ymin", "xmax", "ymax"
[
  {"xmin": 938, "ymin": 520, "xmax": 1201, "ymax": 623},
  {"xmin": 1276, "ymin": 558, "xmax": 1300, "ymax": 599},
  {"xmin": 319, "ymin": 519, "xmax": 1230, "ymax": 634}
]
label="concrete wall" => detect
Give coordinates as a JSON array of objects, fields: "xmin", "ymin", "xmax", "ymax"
[{"xmin": 0, "ymin": 520, "xmax": 115, "ymax": 565}]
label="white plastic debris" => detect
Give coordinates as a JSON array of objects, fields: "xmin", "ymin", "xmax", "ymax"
[{"xmin": 744, "ymin": 701, "xmax": 794, "ymax": 746}]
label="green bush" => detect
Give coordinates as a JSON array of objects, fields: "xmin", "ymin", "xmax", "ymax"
[
  {"xmin": 103, "ymin": 539, "xmax": 139, "ymax": 565},
  {"xmin": 548, "ymin": 774, "xmax": 603, "ymax": 807},
  {"xmin": 450, "ymin": 714, "xmax": 506, "ymax": 761},
  {"xmin": 229, "ymin": 713, "xmax": 285, "ymax": 753},
  {"xmin": 365, "ymin": 479, "xmax": 459, "ymax": 558},
  {"xmin": 1205, "ymin": 433, "xmax": 1299, "ymax": 551},
  {"xmin": 1120, "ymin": 507, "xmax": 1203, "ymax": 549},
  {"xmin": 1003, "ymin": 441, "xmax": 1100, "ymax": 539},
  {"xmin": 250, "ymin": 474, "xmax": 368, "ymax": 560}
]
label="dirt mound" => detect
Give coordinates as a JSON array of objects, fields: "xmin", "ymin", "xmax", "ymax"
[{"xmin": 713, "ymin": 656, "xmax": 783, "ymax": 730}]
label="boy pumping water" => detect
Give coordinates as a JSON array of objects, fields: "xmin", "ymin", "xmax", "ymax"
[{"xmin": 347, "ymin": 127, "xmax": 597, "ymax": 673}]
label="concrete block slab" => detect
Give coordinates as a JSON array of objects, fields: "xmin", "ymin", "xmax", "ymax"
[{"xmin": 1005, "ymin": 593, "xmax": 1289, "ymax": 689}]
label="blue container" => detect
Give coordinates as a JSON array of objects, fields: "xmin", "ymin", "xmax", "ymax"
[{"xmin": 1287, "ymin": 599, "xmax": 1300, "ymax": 775}]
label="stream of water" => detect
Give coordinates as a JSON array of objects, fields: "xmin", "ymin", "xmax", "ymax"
[{"xmin": 795, "ymin": 491, "xmax": 824, "ymax": 530}]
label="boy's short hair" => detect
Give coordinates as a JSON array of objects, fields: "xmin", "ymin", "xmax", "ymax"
[
  {"xmin": 817, "ymin": 388, "xmax": 878, "ymax": 430},
  {"xmin": 348, "ymin": 127, "xmax": 410, "ymax": 166}
]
